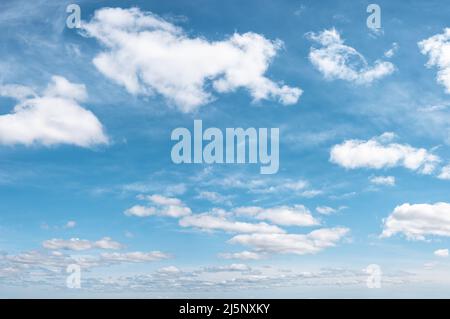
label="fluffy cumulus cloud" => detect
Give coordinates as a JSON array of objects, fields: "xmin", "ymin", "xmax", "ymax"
[
  {"xmin": 438, "ymin": 165, "xmax": 450, "ymax": 180},
  {"xmin": 308, "ymin": 28, "xmax": 395, "ymax": 84},
  {"xmin": 42, "ymin": 237, "xmax": 123, "ymax": 251},
  {"xmin": 0, "ymin": 76, "xmax": 108, "ymax": 147},
  {"xmin": 418, "ymin": 28, "xmax": 450, "ymax": 93},
  {"xmin": 330, "ymin": 133, "xmax": 440, "ymax": 174},
  {"xmin": 382, "ymin": 202, "xmax": 450, "ymax": 240},
  {"xmin": 229, "ymin": 227, "xmax": 349, "ymax": 255},
  {"xmin": 233, "ymin": 205, "xmax": 319, "ymax": 227},
  {"xmin": 179, "ymin": 211, "xmax": 285, "ymax": 234},
  {"xmin": 81, "ymin": 7, "xmax": 302, "ymax": 112},
  {"xmin": 124, "ymin": 194, "xmax": 192, "ymax": 218},
  {"xmin": 434, "ymin": 249, "xmax": 449, "ymax": 258}
]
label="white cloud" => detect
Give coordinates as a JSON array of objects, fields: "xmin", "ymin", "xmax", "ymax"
[
  {"xmin": 384, "ymin": 42, "xmax": 399, "ymax": 58},
  {"xmin": 100, "ymin": 251, "xmax": 169, "ymax": 263},
  {"xmin": 0, "ymin": 84, "xmax": 36, "ymax": 100},
  {"xmin": 316, "ymin": 206, "xmax": 344, "ymax": 215},
  {"xmin": 64, "ymin": 221, "xmax": 76, "ymax": 229},
  {"xmin": 146, "ymin": 194, "xmax": 182, "ymax": 206},
  {"xmin": 94, "ymin": 237, "xmax": 124, "ymax": 250},
  {"xmin": 82, "ymin": 7, "xmax": 302, "ymax": 112},
  {"xmin": 204, "ymin": 263, "xmax": 251, "ymax": 272},
  {"xmin": 124, "ymin": 205, "xmax": 156, "ymax": 217},
  {"xmin": 369, "ymin": 176, "xmax": 396, "ymax": 186},
  {"xmin": 0, "ymin": 248, "xmax": 171, "ymax": 282},
  {"xmin": 233, "ymin": 205, "xmax": 319, "ymax": 227},
  {"xmin": 308, "ymin": 28, "xmax": 394, "ymax": 84},
  {"xmin": 179, "ymin": 212, "xmax": 285, "ymax": 234},
  {"xmin": 438, "ymin": 165, "xmax": 450, "ymax": 180},
  {"xmin": 158, "ymin": 266, "xmax": 181, "ymax": 274},
  {"xmin": 382, "ymin": 202, "xmax": 450, "ymax": 240},
  {"xmin": 124, "ymin": 194, "xmax": 192, "ymax": 218},
  {"xmin": 0, "ymin": 76, "xmax": 108, "ymax": 147},
  {"xmin": 42, "ymin": 237, "xmax": 123, "ymax": 251},
  {"xmin": 229, "ymin": 227, "xmax": 349, "ymax": 255},
  {"xmin": 316, "ymin": 206, "xmax": 336, "ymax": 215},
  {"xmin": 418, "ymin": 28, "xmax": 450, "ymax": 93},
  {"xmin": 196, "ymin": 191, "xmax": 232, "ymax": 206},
  {"xmin": 218, "ymin": 251, "xmax": 264, "ymax": 260},
  {"xmin": 434, "ymin": 249, "xmax": 449, "ymax": 258},
  {"xmin": 1, "ymin": 250, "xmax": 413, "ymax": 292},
  {"xmin": 330, "ymin": 133, "xmax": 440, "ymax": 174},
  {"xmin": 42, "ymin": 238, "xmax": 91, "ymax": 251},
  {"xmin": 211, "ymin": 175, "xmax": 321, "ymax": 197}
]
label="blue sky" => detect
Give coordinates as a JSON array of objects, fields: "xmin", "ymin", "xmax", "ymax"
[{"xmin": 1, "ymin": 0, "xmax": 450, "ymax": 298}]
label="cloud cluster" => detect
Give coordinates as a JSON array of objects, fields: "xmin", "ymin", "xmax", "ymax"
[
  {"xmin": 330, "ymin": 133, "xmax": 440, "ymax": 174},
  {"xmin": 419, "ymin": 28, "xmax": 450, "ymax": 93},
  {"xmin": 0, "ymin": 248, "xmax": 169, "ymax": 281},
  {"xmin": 82, "ymin": 7, "xmax": 302, "ymax": 112},
  {"xmin": 229, "ymin": 228, "xmax": 349, "ymax": 255},
  {"xmin": 381, "ymin": 202, "xmax": 450, "ymax": 240},
  {"xmin": 124, "ymin": 195, "xmax": 348, "ymax": 256},
  {"xmin": 0, "ymin": 76, "xmax": 108, "ymax": 147},
  {"xmin": 0, "ymin": 252, "xmax": 411, "ymax": 294},
  {"xmin": 308, "ymin": 28, "xmax": 394, "ymax": 84}
]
